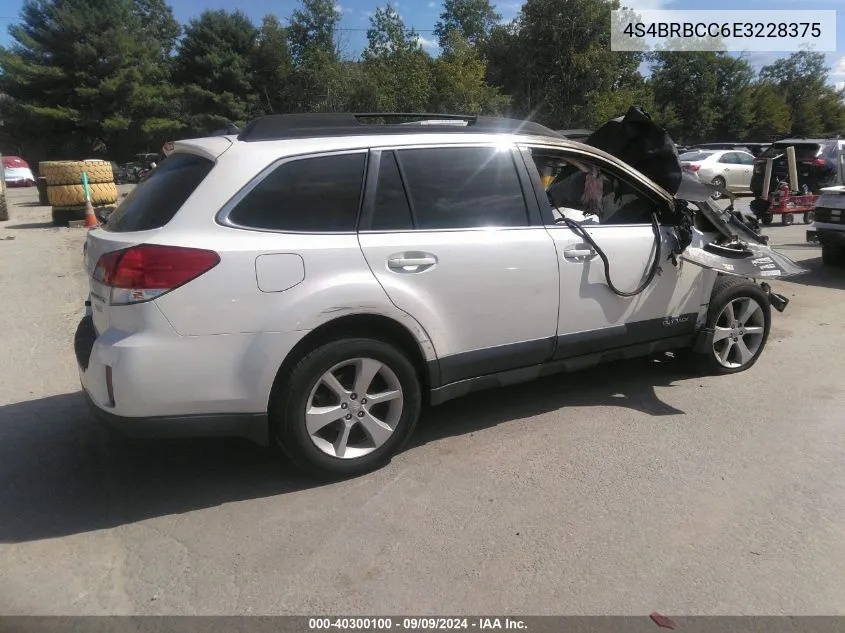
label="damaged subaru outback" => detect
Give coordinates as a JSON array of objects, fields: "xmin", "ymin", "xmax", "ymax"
[{"xmin": 74, "ymin": 108, "xmax": 806, "ymax": 477}]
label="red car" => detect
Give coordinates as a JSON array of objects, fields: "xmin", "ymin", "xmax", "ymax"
[{"xmin": 3, "ymin": 155, "xmax": 36, "ymax": 187}]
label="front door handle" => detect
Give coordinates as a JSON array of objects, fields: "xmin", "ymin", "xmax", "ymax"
[
  {"xmin": 563, "ymin": 247, "xmax": 596, "ymax": 259},
  {"xmin": 387, "ymin": 252, "xmax": 438, "ymax": 273}
]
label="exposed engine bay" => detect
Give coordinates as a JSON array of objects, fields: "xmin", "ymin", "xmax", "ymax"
[{"xmin": 577, "ymin": 106, "xmax": 807, "ymax": 289}]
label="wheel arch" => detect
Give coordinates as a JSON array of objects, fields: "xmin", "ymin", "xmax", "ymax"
[{"xmin": 267, "ymin": 313, "xmax": 438, "ymax": 416}]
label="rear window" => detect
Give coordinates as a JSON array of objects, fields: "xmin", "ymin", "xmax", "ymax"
[
  {"xmin": 759, "ymin": 143, "xmax": 821, "ymax": 160},
  {"xmin": 103, "ymin": 154, "xmax": 213, "ymax": 232},
  {"xmin": 680, "ymin": 151, "xmax": 714, "ymax": 161},
  {"xmin": 227, "ymin": 153, "xmax": 366, "ymax": 232}
]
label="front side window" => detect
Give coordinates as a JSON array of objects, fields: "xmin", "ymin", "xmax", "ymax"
[
  {"xmin": 530, "ymin": 149, "xmax": 662, "ymax": 225},
  {"xmin": 392, "ymin": 147, "xmax": 528, "ymax": 230},
  {"xmin": 227, "ymin": 153, "xmax": 366, "ymax": 232}
]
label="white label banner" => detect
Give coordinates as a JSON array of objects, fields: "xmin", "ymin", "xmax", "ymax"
[{"xmin": 611, "ymin": 10, "xmax": 837, "ymax": 52}]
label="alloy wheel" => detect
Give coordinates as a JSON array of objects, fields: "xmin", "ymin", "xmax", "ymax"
[
  {"xmin": 305, "ymin": 357, "xmax": 404, "ymax": 459},
  {"xmin": 712, "ymin": 297, "xmax": 766, "ymax": 368}
]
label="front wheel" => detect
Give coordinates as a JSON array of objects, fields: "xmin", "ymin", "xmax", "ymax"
[
  {"xmin": 272, "ymin": 338, "xmax": 422, "ymax": 478},
  {"xmin": 693, "ymin": 277, "xmax": 771, "ymax": 375},
  {"xmin": 761, "ymin": 212, "xmax": 773, "ymax": 225}
]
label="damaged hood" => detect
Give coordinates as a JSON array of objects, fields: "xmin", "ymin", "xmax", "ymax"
[
  {"xmin": 586, "ymin": 107, "xmax": 807, "ymax": 281},
  {"xmin": 676, "ymin": 173, "xmax": 807, "ymax": 279}
]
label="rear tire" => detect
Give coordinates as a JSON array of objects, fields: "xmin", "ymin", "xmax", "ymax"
[
  {"xmin": 692, "ymin": 276, "xmax": 771, "ymax": 376},
  {"xmin": 761, "ymin": 212, "xmax": 773, "ymax": 225},
  {"xmin": 271, "ymin": 338, "xmax": 422, "ymax": 478},
  {"xmin": 821, "ymin": 243, "xmax": 845, "ymax": 267},
  {"xmin": 781, "ymin": 213, "xmax": 794, "ymax": 225},
  {"xmin": 803, "ymin": 211, "xmax": 815, "ymax": 224}
]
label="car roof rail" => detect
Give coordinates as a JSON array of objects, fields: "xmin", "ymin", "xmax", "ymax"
[{"xmin": 236, "ymin": 112, "xmax": 562, "ymax": 142}]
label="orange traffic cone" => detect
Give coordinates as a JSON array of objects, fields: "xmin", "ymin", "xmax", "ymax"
[{"xmin": 83, "ymin": 195, "xmax": 98, "ymax": 228}]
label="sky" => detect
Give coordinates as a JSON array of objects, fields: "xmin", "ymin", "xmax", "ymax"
[{"xmin": 0, "ymin": 0, "xmax": 842, "ymax": 87}]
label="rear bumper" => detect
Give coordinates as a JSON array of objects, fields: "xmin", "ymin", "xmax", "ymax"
[
  {"xmin": 73, "ymin": 311, "xmax": 306, "ymax": 446},
  {"xmin": 81, "ymin": 388, "xmax": 268, "ymax": 445}
]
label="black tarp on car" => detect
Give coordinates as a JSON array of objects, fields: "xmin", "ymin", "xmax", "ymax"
[{"xmin": 584, "ymin": 106, "xmax": 683, "ymax": 196}]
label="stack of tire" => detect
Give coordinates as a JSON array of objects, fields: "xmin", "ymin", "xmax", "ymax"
[{"xmin": 39, "ymin": 160, "xmax": 118, "ymax": 226}]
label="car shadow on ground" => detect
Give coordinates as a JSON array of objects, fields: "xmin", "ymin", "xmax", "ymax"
[
  {"xmin": 0, "ymin": 355, "xmax": 693, "ymax": 544},
  {"xmin": 3, "ymin": 222, "xmax": 54, "ymax": 229},
  {"xmin": 779, "ymin": 256, "xmax": 845, "ymax": 291},
  {"xmin": 411, "ymin": 354, "xmax": 688, "ymax": 449}
]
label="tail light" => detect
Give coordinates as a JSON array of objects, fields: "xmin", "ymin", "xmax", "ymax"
[
  {"xmin": 682, "ymin": 164, "xmax": 701, "ymax": 172},
  {"xmin": 800, "ymin": 158, "xmax": 826, "ymax": 167},
  {"xmin": 93, "ymin": 244, "xmax": 220, "ymax": 305}
]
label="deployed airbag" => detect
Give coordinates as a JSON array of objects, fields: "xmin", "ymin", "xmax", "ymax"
[{"xmin": 585, "ymin": 106, "xmax": 682, "ymax": 195}]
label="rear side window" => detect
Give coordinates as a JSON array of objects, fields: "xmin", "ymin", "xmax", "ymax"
[
  {"xmin": 760, "ymin": 143, "xmax": 821, "ymax": 160},
  {"xmin": 823, "ymin": 143, "xmax": 842, "ymax": 161},
  {"xmin": 395, "ymin": 147, "xmax": 527, "ymax": 230},
  {"xmin": 227, "ymin": 153, "xmax": 365, "ymax": 232},
  {"xmin": 680, "ymin": 151, "xmax": 713, "ymax": 162},
  {"xmin": 104, "ymin": 154, "xmax": 213, "ymax": 232}
]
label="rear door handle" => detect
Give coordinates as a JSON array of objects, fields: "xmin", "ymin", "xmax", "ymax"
[
  {"xmin": 387, "ymin": 252, "xmax": 438, "ymax": 272},
  {"xmin": 563, "ymin": 247, "xmax": 596, "ymax": 259}
]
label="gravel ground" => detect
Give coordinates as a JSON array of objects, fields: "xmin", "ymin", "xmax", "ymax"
[{"xmin": 1, "ymin": 188, "xmax": 844, "ymax": 615}]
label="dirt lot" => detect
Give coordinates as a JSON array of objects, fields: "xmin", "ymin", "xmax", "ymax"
[{"xmin": 1, "ymin": 186, "xmax": 845, "ymax": 615}]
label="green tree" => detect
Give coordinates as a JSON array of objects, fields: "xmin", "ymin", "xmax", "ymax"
[
  {"xmin": 485, "ymin": 0, "xmax": 644, "ymax": 128},
  {"xmin": 433, "ymin": 0, "xmax": 501, "ymax": 50},
  {"xmin": 252, "ymin": 15, "xmax": 294, "ymax": 114},
  {"xmin": 288, "ymin": 0, "xmax": 338, "ymax": 62},
  {"xmin": 132, "ymin": 0, "xmax": 180, "ymax": 62},
  {"xmin": 747, "ymin": 81, "xmax": 791, "ymax": 141},
  {"xmin": 817, "ymin": 86, "xmax": 845, "ymax": 137},
  {"xmin": 649, "ymin": 49, "xmax": 720, "ymax": 144},
  {"xmin": 0, "ymin": 0, "xmax": 182, "ymax": 161},
  {"xmin": 431, "ymin": 31, "xmax": 509, "ymax": 113},
  {"xmin": 286, "ymin": 0, "xmax": 346, "ymax": 112},
  {"xmin": 585, "ymin": 81, "xmax": 654, "ymax": 129},
  {"xmin": 353, "ymin": 5, "xmax": 433, "ymax": 112},
  {"xmin": 173, "ymin": 10, "xmax": 259, "ymax": 134},
  {"xmin": 759, "ymin": 52, "xmax": 829, "ymax": 136},
  {"xmin": 711, "ymin": 55, "xmax": 754, "ymax": 140}
]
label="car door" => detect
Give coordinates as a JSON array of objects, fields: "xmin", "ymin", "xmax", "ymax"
[
  {"xmin": 717, "ymin": 152, "xmax": 742, "ymax": 189},
  {"xmin": 518, "ymin": 144, "xmax": 709, "ymax": 361},
  {"xmin": 357, "ymin": 145, "xmax": 560, "ymax": 386},
  {"xmin": 734, "ymin": 152, "xmax": 755, "ymax": 190}
]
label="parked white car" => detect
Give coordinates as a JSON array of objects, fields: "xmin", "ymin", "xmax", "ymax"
[
  {"xmin": 74, "ymin": 114, "xmax": 803, "ymax": 477},
  {"xmin": 680, "ymin": 149, "xmax": 756, "ymax": 198},
  {"xmin": 3, "ymin": 166, "xmax": 35, "ymax": 187}
]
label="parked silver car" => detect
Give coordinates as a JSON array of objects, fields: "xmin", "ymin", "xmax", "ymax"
[{"xmin": 680, "ymin": 149, "xmax": 756, "ymax": 198}]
